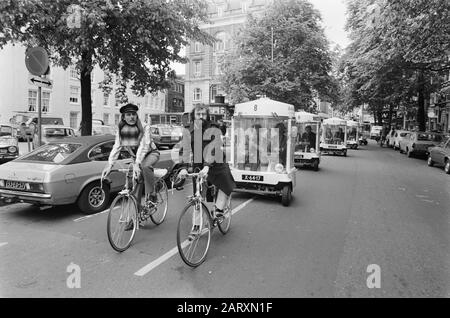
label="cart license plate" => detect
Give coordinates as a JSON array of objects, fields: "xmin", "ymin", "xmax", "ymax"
[
  {"xmin": 242, "ymin": 175, "xmax": 263, "ymax": 182},
  {"xmin": 5, "ymin": 180, "xmax": 26, "ymax": 190}
]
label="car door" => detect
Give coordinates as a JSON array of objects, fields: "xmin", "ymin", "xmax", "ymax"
[{"xmin": 436, "ymin": 139, "xmax": 450, "ymax": 165}]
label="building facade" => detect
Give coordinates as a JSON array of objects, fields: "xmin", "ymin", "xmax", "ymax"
[
  {"xmin": 0, "ymin": 43, "xmax": 166, "ymax": 130},
  {"xmin": 184, "ymin": 0, "xmax": 271, "ymax": 114},
  {"xmin": 165, "ymin": 76, "xmax": 185, "ymax": 113}
]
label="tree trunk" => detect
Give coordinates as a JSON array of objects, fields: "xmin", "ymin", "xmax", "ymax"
[
  {"xmin": 80, "ymin": 51, "xmax": 93, "ymax": 136},
  {"xmin": 417, "ymin": 69, "xmax": 426, "ymax": 131},
  {"xmin": 387, "ymin": 103, "xmax": 394, "ymax": 128}
]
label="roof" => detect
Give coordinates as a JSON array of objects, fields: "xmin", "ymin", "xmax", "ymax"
[
  {"xmin": 234, "ymin": 97, "xmax": 295, "ymax": 117},
  {"xmin": 346, "ymin": 120, "xmax": 359, "ymax": 126},
  {"xmin": 323, "ymin": 117, "xmax": 347, "ymax": 125},
  {"xmin": 48, "ymin": 134, "xmax": 115, "ymax": 146},
  {"xmin": 295, "ymin": 111, "xmax": 321, "ymax": 123}
]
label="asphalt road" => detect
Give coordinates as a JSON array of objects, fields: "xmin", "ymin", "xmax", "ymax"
[{"xmin": 0, "ymin": 140, "xmax": 448, "ymax": 297}]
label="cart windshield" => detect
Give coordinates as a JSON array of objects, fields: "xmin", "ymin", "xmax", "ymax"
[
  {"xmin": 295, "ymin": 122, "xmax": 319, "ymax": 152},
  {"xmin": 347, "ymin": 126, "xmax": 358, "ymax": 141},
  {"xmin": 233, "ymin": 117, "xmax": 292, "ymax": 172},
  {"xmin": 322, "ymin": 124, "xmax": 346, "ymax": 145}
]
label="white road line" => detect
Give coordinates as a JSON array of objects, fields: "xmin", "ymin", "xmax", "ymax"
[
  {"xmin": 0, "ymin": 242, "xmax": 8, "ymax": 248},
  {"xmin": 134, "ymin": 197, "xmax": 255, "ymax": 277},
  {"xmin": 73, "ymin": 182, "xmax": 193, "ymax": 222}
]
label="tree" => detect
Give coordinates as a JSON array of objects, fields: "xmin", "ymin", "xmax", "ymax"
[
  {"xmin": 220, "ymin": 0, "xmax": 339, "ymax": 111},
  {"xmin": 0, "ymin": 0, "xmax": 214, "ymax": 135},
  {"xmin": 342, "ymin": 0, "xmax": 450, "ymax": 130}
]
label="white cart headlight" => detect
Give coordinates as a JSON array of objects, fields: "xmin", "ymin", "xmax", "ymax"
[{"xmin": 275, "ymin": 163, "xmax": 284, "ymax": 173}]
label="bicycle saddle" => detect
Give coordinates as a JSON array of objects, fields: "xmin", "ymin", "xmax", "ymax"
[{"xmin": 154, "ymin": 168, "xmax": 168, "ymax": 178}]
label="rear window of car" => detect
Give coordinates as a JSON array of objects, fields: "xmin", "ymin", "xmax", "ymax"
[
  {"xmin": 19, "ymin": 143, "xmax": 81, "ymax": 163},
  {"xmin": 43, "ymin": 128, "xmax": 73, "ymax": 137},
  {"xmin": 0, "ymin": 126, "xmax": 13, "ymax": 136}
]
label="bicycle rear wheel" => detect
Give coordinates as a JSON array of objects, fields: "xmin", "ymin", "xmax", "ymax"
[
  {"xmin": 150, "ymin": 178, "xmax": 168, "ymax": 225},
  {"xmin": 218, "ymin": 194, "xmax": 232, "ymax": 235},
  {"xmin": 177, "ymin": 201, "xmax": 211, "ymax": 267},
  {"xmin": 107, "ymin": 194, "xmax": 138, "ymax": 252}
]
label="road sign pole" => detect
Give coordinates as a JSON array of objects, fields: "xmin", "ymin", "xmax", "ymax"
[{"xmin": 38, "ymin": 85, "xmax": 42, "ymax": 147}]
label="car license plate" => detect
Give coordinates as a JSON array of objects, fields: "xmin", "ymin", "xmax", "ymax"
[
  {"xmin": 242, "ymin": 175, "xmax": 263, "ymax": 182},
  {"xmin": 5, "ymin": 180, "xmax": 26, "ymax": 190}
]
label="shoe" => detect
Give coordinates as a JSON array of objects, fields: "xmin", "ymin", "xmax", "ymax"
[
  {"xmin": 124, "ymin": 220, "xmax": 134, "ymax": 231},
  {"xmin": 188, "ymin": 225, "xmax": 201, "ymax": 241},
  {"xmin": 214, "ymin": 209, "xmax": 224, "ymax": 219}
]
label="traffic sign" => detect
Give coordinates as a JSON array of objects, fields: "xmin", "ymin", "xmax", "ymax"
[
  {"xmin": 28, "ymin": 75, "xmax": 53, "ymax": 89},
  {"xmin": 25, "ymin": 47, "xmax": 49, "ymax": 76}
]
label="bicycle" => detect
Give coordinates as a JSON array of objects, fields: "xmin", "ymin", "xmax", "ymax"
[
  {"xmin": 104, "ymin": 164, "xmax": 169, "ymax": 252},
  {"xmin": 176, "ymin": 171, "xmax": 232, "ymax": 267}
]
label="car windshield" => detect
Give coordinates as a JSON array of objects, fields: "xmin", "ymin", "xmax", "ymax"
[
  {"xmin": 400, "ymin": 133, "xmax": 408, "ymax": 137},
  {"xmin": 0, "ymin": 126, "xmax": 13, "ymax": 136},
  {"xmin": 322, "ymin": 124, "xmax": 346, "ymax": 145},
  {"xmin": 44, "ymin": 128, "xmax": 72, "ymax": 137},
  {"xmin": 233, "ymin": 117, "xmax": 293, "ymax": 172},
  {"xmin": 19, "ymin": 143, "xmax": 81, "ymax": 163},
  {"xmin": 417, "ymin": 133, "xmax": 442, "ymax": 142},
  {"xmin": 296, "ymin": 122, "xmax": 319, "ymax": 151}
]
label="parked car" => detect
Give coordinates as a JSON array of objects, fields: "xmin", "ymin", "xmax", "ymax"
[
  {"xmin": 392, "ymin": 130, "xmax": 410, "ymax": 151},
  {"xmin": 151, "ymin": 124, "xmax": 183, "ymax": 149},
  {"xmin": 32, "ymin": 125, "xmax": 76, "ymax": 149},
  {"xmin": 386, "ymin": 128, "xmax": 397, "ymax": 147},
  {"xmin": 427, "ymin": 138, "xmax": 450, "ymax": 174},
  {"xmin": 402, "ymin": 131, "xmax": 444, "ymax": 158},
  {"xmin": 0, "ymin": 135, "xmax": 129, "ymax": 213},
  {"xmin": 92, "ymin": 125, "xmax": 116, "ymax": 136},
  {"xmin": 0, "ymin": 124, "xmax": 19, "ymax": 163}
]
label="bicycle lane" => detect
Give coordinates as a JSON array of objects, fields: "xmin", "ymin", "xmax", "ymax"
[{"xmin": 0, "ymin": 184, "xmax": 254, "ymax": 297}]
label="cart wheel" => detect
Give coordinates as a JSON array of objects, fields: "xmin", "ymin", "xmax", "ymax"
[
  {"xmin": 281, "ymin": 186, "xmax": 291, "ymax": 206},
  {"xmin": 313, "ymin": 161, "xmax": 319, "ymax": 171}
]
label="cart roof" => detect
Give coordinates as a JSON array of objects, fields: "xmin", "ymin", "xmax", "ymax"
[
  {"xmin": 295, "ymin": 111, "xmax": 321, "ymax": 123},
  {"xmin": 323, "ymin": 117, "xmax": 347, "ymax": 125},
  {"xmin": 234, "ymin": 97, "xmax": 295, "ymax": 118},
  {"xmin": 346, "ymin": 120, "xmax": 360, "ymax": 127}
]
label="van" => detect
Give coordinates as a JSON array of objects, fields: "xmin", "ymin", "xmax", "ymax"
[{"xmin": 370, "ymin": 125, "xmax": 382, "ymax": 139}]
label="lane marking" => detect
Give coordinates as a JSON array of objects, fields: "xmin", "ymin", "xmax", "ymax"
[
  {"xmin": 134, "ymin": 197, "xmax": 255, "ymax": 276},
  {"xmin": 0, "ymin": 242, "xmax": 8, "ymax": 248},
  {"xmin": 73, "ymin": 182, "xmax": 193, "ymax": 222}
]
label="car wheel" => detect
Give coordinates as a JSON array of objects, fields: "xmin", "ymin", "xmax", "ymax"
[
  {"xmin": 77, "ymin": 181, "xmax": 110, "ymax": 215},
  {"xmin": 407, "ymin": 148, "xmax": 412, "ymax": 157},
  {"xmin": 281, "ymin": 185, "xmax": 291, "ymax": 206},
  {"xmin": 445, "ymin": 160, "xmax": 450, "ymax": 174},
  {"xmin": 427, "ymin": 156, "xmax": 434, "ymax": 167}
]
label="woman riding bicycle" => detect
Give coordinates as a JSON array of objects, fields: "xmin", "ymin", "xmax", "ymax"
[
  {"xmin": 102, "ymin": 103, "xmax": 160, "ymax": 212},
  {"xmin": 179, "ymin": 104, "xmax": 236, "ymax": 234}
]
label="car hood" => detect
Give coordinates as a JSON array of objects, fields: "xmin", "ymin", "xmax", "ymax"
[
  {"xmin": 0, "ymin": 161, "xmax": 60, "ymax": 182},
  {"xmin": 0, "ymin": 137, "xmax": 17, "ymax": 146}
]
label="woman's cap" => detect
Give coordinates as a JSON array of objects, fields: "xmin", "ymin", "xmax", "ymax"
[{"xmin": 120, "ymin": 103, "xmax": 139, "ymax": 114}]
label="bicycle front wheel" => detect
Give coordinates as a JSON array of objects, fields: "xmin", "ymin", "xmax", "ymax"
[
  {"xmin": 218, "ymin": 194, "xmax": 232, "ymax": 235},
  {"xmin": 107, "ymin": 194, "xmax": 138, "ymax": 252},
  {"xmin": 150, "ymin": 178, "xmax": 168, "ymax": 225},
  {"xmin": 177, "ymin": 201, "xmax": 211, "ymax": 267}
]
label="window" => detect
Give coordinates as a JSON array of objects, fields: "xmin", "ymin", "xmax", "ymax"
[
  {"xmin": 42, "ymin": 91, "xmax": 50, "ymax": 113},
  {"xmin": 115, "ymin": 114, "xmax": 120, "ymax": 125},
  {"xmin": 70, "ymin": 86, "xmax": 79, "ymax": 103},
  {"xmin": 241, "ymin": 2, "xmax": 248, "ymax": 13},
  {"xmin": 70, "ymin": 66, "xmax": 78, "ymax": 80},
  {"xmin": 211, "ymin": 85, "xmax": 218, "ymax": 102},
  {"xmin": 214, "ymin": 32, "xmax": 227, "ymax": 52},
  {"xmin": 103, "ymin": 113, "xmax": 109, "ymax": 125},
  {"xmin": 28, "ymin": 90, "xmax": 37, "ymax": 112},
  {"xmin": 70, "ymin": 112, "xmax": 78, "ymax": 129},
  {"xmin": 88, "ymin": 141, "xmax": 115, "ymax": 161},
  {"xmin": 103, "ymin": 93, "xmax": 109, "ymax": 107},
  {"xmin": 193, "ymin": 88, "xmax": 202, "ymax": 101},
  {"xmin": 194, "ymin": 61, "xmax": 201, "ymax": 77},
  {"xmin": 19, "ymin": 143, "xmax": 82, "ymax": 163},
  {"xmin": 194, "ymin": 42, "xmax": 201, "ymax": 52}
]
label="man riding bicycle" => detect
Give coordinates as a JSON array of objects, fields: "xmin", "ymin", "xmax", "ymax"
[
  {"xmin": 178, "ymin": 104, "xmax": 236, "ymax": 236},
  {"xmin": 102, "ymin": 103, "xmax": 160, "ymax": 216}
]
